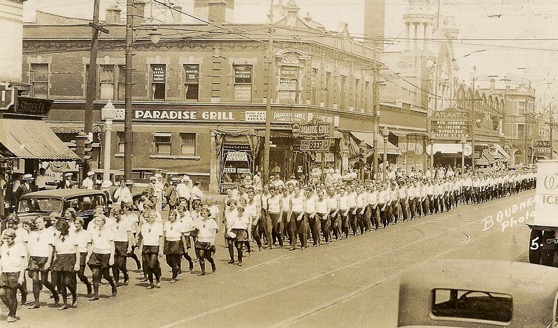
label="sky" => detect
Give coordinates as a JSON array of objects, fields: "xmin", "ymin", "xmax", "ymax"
[{"xmin": 22, "ymin": 0, "xmax": 558, "ymax": 111}]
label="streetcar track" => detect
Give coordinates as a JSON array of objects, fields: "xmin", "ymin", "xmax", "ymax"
[
  {"xmin": 159, "ymin": 192, "xmax": 535, "ymax": 328},
  {"xmin": 273, "ymin": 210, "xmax": 526, "ymax": 327}
]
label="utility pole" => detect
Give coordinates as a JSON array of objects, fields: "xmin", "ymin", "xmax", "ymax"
[
  {"xmin": 124, "ymin": 0, "xmax": 134, "ymax": 180},
  {"xmin": 552, "ymin": 112, "xmax": 555, "ymax": 159},
  {"xmin": 471, "ymin": 74, "xmax": 476, "ymax": 173},
  {"xmin": 85, "ymin": 0, "xmax": 108, "ymax": 177},
  {"xmin": 263, "ymin": 0, "xmax": 275, "ymax": 185},
  {"xmin": 372, "ymin": 37, "xmax": 379, "ymax": 181}
]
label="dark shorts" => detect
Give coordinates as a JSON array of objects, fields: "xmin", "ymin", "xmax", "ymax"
[
  {"xmin": 195, "ymin": 241, "xmax": 216, "ymax": 252},
  {"xmin": 28, "ymin": 256, "xmax": 49, "ymax": 272},
  {"xmin": 0, "ymin": 272, "xmax": 20, "ymax": 288},
  {"xmin": 114, "ymin": 241, "xmax": 129, "ymax": 257},
  {"xmin": 232, "ymin": 228, "xmax": 248, "ymax": 242},
  {"xmin": 164, "ymin": 240, "xmax": 183, "ymax": 255},
  {"xmin": 52, "ymin": 254, "xmax": 77, "ymax": 272},
  {"xmin": 88, "ymin": 253, "xmax": 111, "ymax": 269},
  {"xmin": 142, "ymin": 245, "xmax": 160, "ymax": 255}
]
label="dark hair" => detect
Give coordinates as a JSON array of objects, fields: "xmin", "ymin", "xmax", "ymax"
[{"xmin": 56, "ymin": 219, "xmax": 70, "ymax": 237}]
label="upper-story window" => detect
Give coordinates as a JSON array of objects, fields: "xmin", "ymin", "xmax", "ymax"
[
  {"xmin": 234, "ymin": 65, "xmax": 252, "ymax": 102},
  {"xmin": 278, "ymin": 66, "xmax": 298, "ymax": 103},
  {"xmin": 183, "ymin": 64, "xmax": 199, "ymax": 101},
  {"xmin": 517, "ymin": 100, "xmax": 526, "ymax": 114},
  {"xmin": 325, "ymin": 72, "xmax": 332, "ymax": 107},
  {"xmin": 117, "ymin": 132, "xmax": 125, "ymax": 154},
  {"xmin": 99, "ymin": 65, "xmax": 115, "ymax": 100},
  {"xmin": 151, "ymin": 64, "xmax": 166, "ymax": 100},
  {"xmin": 180, "ymin": 133, "xmax": 196, "ymax": 155},
  {"xmin": 340, "ymin": 75, "xmax": 347, "ymax": 109},
  {"xmin": 154, "ymin": 132, "xmax": 172, "ymax": 154},
  {"xmin": 30, "ymin": 63, "xmax": 49, "ymax": 98}
]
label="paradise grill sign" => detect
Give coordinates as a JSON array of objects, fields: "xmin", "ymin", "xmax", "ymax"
[{"xmin": 292, "ymin": 118, "xmax": 332, "ymax": 138}]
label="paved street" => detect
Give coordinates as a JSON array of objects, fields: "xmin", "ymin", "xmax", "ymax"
[{"xmin": 3, "ymin": 190, "xmax": 535, "ymax": 328}]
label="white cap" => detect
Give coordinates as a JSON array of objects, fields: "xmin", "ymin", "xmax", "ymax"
[{"xmin": 87, "ymin": 171, "xmax": 94, "ymax": 176}]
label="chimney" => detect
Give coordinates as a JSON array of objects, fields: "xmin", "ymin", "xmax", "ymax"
[
  {"xmin": 132, "ymin": 0, "xmax": 147, "ymax": 26},
  {"xmin": 173, "ymin": 5, "xmax": 182, "ymax": 24},
  {"xmin": 490, "ymin": 78, "xmax": 495, "ymax": 90},
  {"xmin": 106, "ymin": 4, "xmax": 122, "ymax": 24},
  {"xmin": 208, "ymin": 1, "xmax": 227, "ymax": 24}
]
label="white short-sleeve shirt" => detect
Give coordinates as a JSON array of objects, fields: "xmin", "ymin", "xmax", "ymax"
[
  {"xmin": 28, "ymin": 229, "xmax": 55, "ymax": 257},
  {"xmin": 91, "ymin": 226, "xmax": 115, "ymax": 254},
  {"xmin": 141, "ymin": 222, "xmax": 163, "ymax": 246},
  {"xmin": 54, "ymin": 233, "xmax": 78, "ymax": 255},
  {"xmin": 1, "ymin": 242, "xmax": 27, "ymax": 272},
  {"xmin": 74, "ymin": 229, "xmax": 92, "ymax": 253}
]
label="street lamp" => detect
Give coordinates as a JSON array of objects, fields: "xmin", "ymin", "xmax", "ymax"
[
  {"xmin": 101, "ymin": 100, "xmax": 117, "ymax": 185},
  {"xmin": 461, "ymin": 135, "xmax": 467, "ymax": 174},
  {"xmin": 381, "ymin": 126, "xmax": 389, "ymax": 182}
]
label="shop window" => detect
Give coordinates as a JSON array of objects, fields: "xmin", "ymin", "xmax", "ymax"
[
  {"xmin": 278, "ymin": 66, "xmax": 298, "ymax": 104},
  {"xmin": 234, "ymin": 65, "xmax": 252, "ymax": 102},
  {"xmin": 151, "ymin": 64, "xmax": 166, "ymax": 100},
  {"xmin": 30, "ymin": 63, "xmax": 49, "ymax": 98},
  {"xmin": 184, "ymin": 64, "xmax": 200, "ymax": 101},
  {"xmin": 180, "ymin": 133, "xmax": 196, "ymax": 155},
  {"xmin": 117, "ymin": 132, "xmax": 125, "ymax": 154},
  {"xmin": 99, "ymin": 65, "xmax": 115, "ymax": 100},
  {"xmin": 154, "ymin": 132, "xmax": 172, "ymax": 154}
]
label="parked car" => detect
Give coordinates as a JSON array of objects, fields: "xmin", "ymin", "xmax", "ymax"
[
  {"xmin": 119, "ymin": 168, "xmax": 168, "ymax": 189},
  {"xmin": 16, "ymin": 189, "xmax": 109, "ymax": 228},
  {"xmin": 91, "ymin": 169, "xmax": 125, "ymax": 186},
  {"xmin": 398, "ymin": 259, "xmax": 558, "ymax": 327}
]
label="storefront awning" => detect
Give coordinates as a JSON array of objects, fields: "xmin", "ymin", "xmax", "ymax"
[
  {"xmin": 0, "ymin": 119, "xmax": 79, "ymax": 160},
  {"xmin": 350, "ymin": 131, "xmax": 401, "ymax": 155},
  {"xmin": 492, "ymin": 143, "xmax": 510, "ymax": 160}
]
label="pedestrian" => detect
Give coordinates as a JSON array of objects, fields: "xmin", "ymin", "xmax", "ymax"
[
  {"xmin": 289, "ymin": 184, "xmax": 307, "ymax": 250},
  {"xmin": 177, "ymin": 205, "xmax": 194, "ymax": 272},
  {"xmin": 73, "ymin": 217, "xmax": 92, "ymax": 296},
  {"xmin": 27, "ymin": 216, "xmax": 59, "ymax": 309},
  {"xmin": 6, "ymin": 217, "xmax": 29, "ymax": 305},
  {"xmin": 121, "ymin": 202, "xmax": 142, "ymax": 270},
  {"xmin": 1, "ymin": 228, "xmax": 26, "ymax": 323},
  {"xmin": 163, "ymin": 210, "xmax": 187, "ymax": 283},
  {"xmin": 228, "ymin": 206, "xmax": 250, "ymax": 266},
  {"xmin": 86, "ymin": 215, "xmax": 117, "ymax": 301},
  {"xmin": 138, "ymin": 210, "xmax": 163, "ymax": 289},
  {"xmin": 15, "ymin": 174, "xmax": 34, "ymax": 201},
  {"xmin": 111, "ymin": 208, "xmax": 133, "ymax": 286},
  {"xmin": 51, "ymin": 220, "xmax": 80, "ymax": 310},
  {"xmin": 193, "ymin": 206, "xmax": 218, "ymax": 275},
  {"xmin": 223, "ymin": 199, "xmax": 238, "ymax": 264}
]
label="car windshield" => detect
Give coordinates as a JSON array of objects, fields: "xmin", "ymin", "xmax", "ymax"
[{"xmin": 18, "ymin": 198, "xmax": 63, "ymax": 214}]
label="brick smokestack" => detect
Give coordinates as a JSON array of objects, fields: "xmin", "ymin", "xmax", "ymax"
[
  {"xmin": 106, "ymin": 4, "xmax": 122, "ymax": 24},
  {"xmin": 208, "ymin": 1, "xmax": 227, "ymax": 24},
  {"xmin": 364, "ymin": 0, "xmax": 385, "ymax": 46}
]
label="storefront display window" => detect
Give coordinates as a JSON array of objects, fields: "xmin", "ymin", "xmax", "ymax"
[{"xmin": 220, "ymin": 144, "xmax": 252, "ymax": 193}]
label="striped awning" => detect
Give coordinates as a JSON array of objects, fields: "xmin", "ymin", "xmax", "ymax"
[
  {"xmin": 0, "ymin": 119, "xmax": 79, "ymax": 160},
  {"xmin": 350, "ymin": 131, "xmax": 401, "ymax": 155}
]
